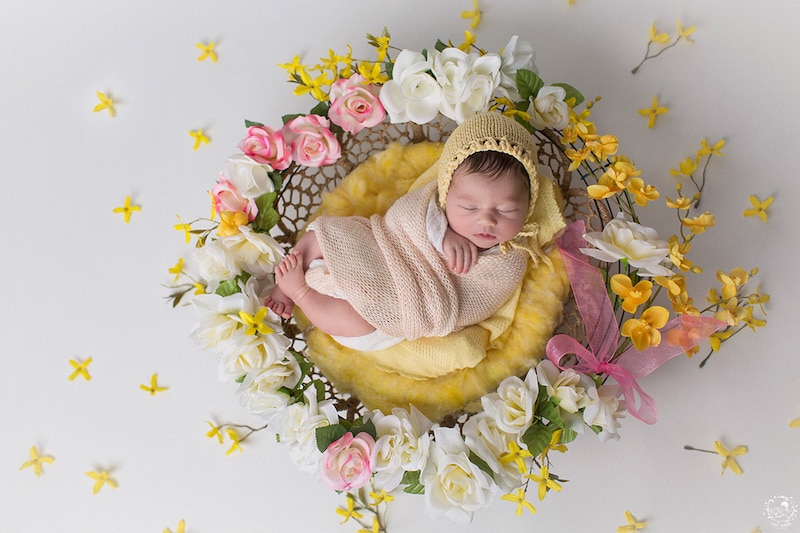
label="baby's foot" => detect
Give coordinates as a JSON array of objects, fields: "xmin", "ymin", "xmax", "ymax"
[
  {"xmin": 265, "ymin": 284, "xmax": 293, "ymax": 319},
  {"xmin": 275, "ymin": 251, "xmax": 311, "ymax": 304}
]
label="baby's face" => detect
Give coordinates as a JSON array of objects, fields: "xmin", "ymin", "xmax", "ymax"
[{"xmin": 444, "ymin": 166, "xmax": 529, "ymax": 249}]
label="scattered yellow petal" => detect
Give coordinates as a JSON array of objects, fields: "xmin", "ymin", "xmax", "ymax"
[
  {"xmin": 86, "ymin": 469, "xmax": 118, "ymax": 494},
  {"xmin": 93, "ymin": 91, "xmax": 116, "ymax": 116},
  {"xmin": 789, "ymin": 417, "xmax": 800, "ymax": 428},
  {"xmin": 69, "ymin": 357, "xmax": 93, "ymax": 381},
  {"xmin": 19, "ymin": 446, "xmax": 55, "ymax": 477},
  {"xmin": 617, "ymin": 509, "xmax": 648, "ymax": 532},
  {"xmin": 714, "ymin": 440, "xmax": 747, "ymax": 475},
  {"xmin": 461, "ymin": 0, "xmax": 481, "ymax": 29},
  {"xmin": 189, "ymin": 129, "xmax": 210, "ymax": 150},
  {"xmin": 164, "ymin": 519, "xmax": 185, "ymax": 533},
  {"xmin": 140, "ymin": 373, "xmax": 169, "ymax": 395},
  {"xmin": 196, "ymin": 41, "xmax": 217, "ymax": 62},
  {"xmin": 743, "ymin": 195, "xmax": 773, "ymax": 222},
  {"xmin": 638, "ymin": 95, "xmax": 668, "ymax": 129},
  {"xmin": 113, "ymin": 195, "xmax": 142, "ymax": 223}
]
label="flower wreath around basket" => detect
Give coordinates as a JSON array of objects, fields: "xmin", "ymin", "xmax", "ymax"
[{"xmin": 167, "ymin": 29, "xmax": 768, "ymax": 529}]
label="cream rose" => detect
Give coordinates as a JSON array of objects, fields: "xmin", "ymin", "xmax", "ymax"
[
  {"xmin": 237, "ymin": 356, "xmax": 301, "ymax": 420},
  {"xmin": 479, "ymin": 368, "xmax": 538, "ymax": 436},
  {"xmin": 431, "ymin": 48, "xmax": 501, "ymax": 123},
  {"xmin": 462, "ymin": 412, "xmax": 522, "ymax": 492},
  {"xmin": 537, "ymin": 360, "xmax": 597, "ymax": 432},
  {"xmin": 529, "ymin": 85, "xmax": 570, "ymax": 129},
  {"xmin": 498, "ymin": 35, "xmax": 537, "ymax": 100},
  {"xmin": 421, "ymin": 426, "xmax": 496, "ymax": 524},
  {"xmin": 370, "ymin": 406, "xmax": 433, "ymax": 491},
  {"xmin": 379, "ymin": 49, "xmax": 442, "ymax": 124},
  {"xmin": 221, "ymin": 154, "xmax": 276, "ymax": 198}
]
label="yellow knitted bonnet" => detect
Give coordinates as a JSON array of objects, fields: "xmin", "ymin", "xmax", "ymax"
[{"xmin": 437, "ymin": 112, "xmax": 565, "ymax": 260}]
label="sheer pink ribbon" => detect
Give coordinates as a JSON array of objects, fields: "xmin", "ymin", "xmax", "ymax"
[{"xmin": 545, "ymin": 221, "xmax": 725, "ymax": 424}]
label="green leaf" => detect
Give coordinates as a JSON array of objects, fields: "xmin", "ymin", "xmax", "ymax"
[
  {"xmin": 468, "ymin": 451, "xmax": 496, "ymax": 482},
  {"xmin": 268, "ymin": 171, "xmax": 283, "ymax": 191},
  {"xmin": 315, "ymin": 424, "xmax": 348, "ymax": 453},
  {"xmin": 516, "ymin": 69, "xmax": 544, "ymax": 101},
  {"xmin": 384, "ymin": 60, "xmax": 394, "ymax": 80},
  {"xmin": 252, "ymin": 191, "xmax": 279, "ymax": 233},
  {"xmin": 349, "ymin": 418, "xmax": 378, "ymax": 441},
  {"xmin": 521, "ymin": 420, "xmax": 556, "ymax": 457},
  {"xmin": 215, "ymin": 272, "xmax": 251, "ymax": 297},
  {"xmin": 282, "ymin": 113, "xmax": 302, "ymax": 125},
  {"xmin": 309, "ymin": 101, "xmax": 330, "ymax": 117},
  {"xmin": 552, "ymin": 82, "xmax": 585, "ymax": 107},
  {"xmin": 434, "ymin": 39, "xmax": 448, "ymax": 52},
  {"xmin": 244, "ymin": 119, "xmax": 265, "ymax": 128},
  {"xmin": 401, "ymin": 470, "xmax": 425, "ymax": 495}
]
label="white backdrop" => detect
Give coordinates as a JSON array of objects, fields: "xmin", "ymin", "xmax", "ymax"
[{"xmin": 3, "ymin": 0, "xmax": 799, "ymax": 531}]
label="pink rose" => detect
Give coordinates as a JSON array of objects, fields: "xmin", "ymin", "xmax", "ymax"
[
  {"xmin": 211, "ymin": 178, "xmax": 257, "ymax": 221},
  {"xmin": 319, "ymin": 432, "xmax": 375, "ymax": 492},
  {"xmin": 238, "ymin": 125, "xmax": 292, "ymax": 170},
  {"xmin": 283, "ymin": 114, "xmax": 341, "ymax": 167},
  {"xmin": 328, "ymin": 74, "xmax": 386, "ymax": 134}
]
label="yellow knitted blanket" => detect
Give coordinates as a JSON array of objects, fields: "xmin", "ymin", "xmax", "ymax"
[{"xmin": 301, "ymin": 141, "xmax": 570, "ymax": 420}]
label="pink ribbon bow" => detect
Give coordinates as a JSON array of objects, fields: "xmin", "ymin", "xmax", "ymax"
[{"xmin": 545, "ymin": 221, "xmax": 725, "ymax": 424}]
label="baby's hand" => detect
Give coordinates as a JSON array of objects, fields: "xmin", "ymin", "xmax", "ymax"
[{"xmin": 442, "ymin": 227, "xmax": 478, "ymax": 274}]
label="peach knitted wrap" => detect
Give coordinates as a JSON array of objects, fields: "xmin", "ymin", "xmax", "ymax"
[{"xmin": 305, "ymin": 180, "xmax": 528, "ymax": 340}]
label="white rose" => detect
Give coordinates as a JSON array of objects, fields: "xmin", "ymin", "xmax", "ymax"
[
  {"xmin": 498, "ymin": 35, "xmax": 537, "ymax": 101},
  {"xmin": 237, "ymin": 356, "xmax": 301, "ymax": 420},
  {"xmin": 421, "ymin": 426, "xmax": 496, "ymax": 525},
  {"xmin": 370, "ymin": 406, "xmax": 433, "ymax": 491},
  {"xmin": 529, "ymin": 85, "xmax": 570, "ymax": 129},
  {"xmin": 221, "ymin": 154, "xmax": 275, "ymax": 199},
  {"xmin": 581, "ymin": 213, "xmax": 673, "ymax": 277},
  {"xmin": 583, "ymin": 384, "xmax": 626, "ymax": 442},
  {"xmin": 462, "ymin": 412, "xmax": 523, "ymax": 492},
  {"xmin": 537, "ymin": 360, "xmax": 597, "ymax": 432},
  {"xmin": 379, "ymin": 49, "xmax": 442, "ymax": 124},
  {"xmin": 190, "ymin": 290, "xmax": 250, "ymax": 354},
  {"xmin": 479, "ymin": 368, "xmax": 538, "ymax": 436},
  {"xmin": 432, "ymin": 49, "xmax": 501, "ymax": 123},
  {"xmin": 220, "ymin": 225, "xmax": 284, "ymax": 279},
  {"xmin": 188, "ymin": 239, "xmax": 241, "ymax": 293},
  {"xmin": 269, "ymin": 388, "xmax": 339, "ymax": 475}
]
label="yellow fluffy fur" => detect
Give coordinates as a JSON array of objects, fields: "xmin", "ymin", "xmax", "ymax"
[{"xmin": 300, "ymin": 141, "xmax": 570, "ymax": 421}]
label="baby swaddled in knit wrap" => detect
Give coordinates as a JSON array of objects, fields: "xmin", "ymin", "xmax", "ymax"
[{"xmin": 266, "ymin": 112, "xmax": 566, "ymax": 351}]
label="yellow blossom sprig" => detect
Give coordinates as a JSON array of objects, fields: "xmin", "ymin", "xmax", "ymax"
[
  {"xmin": 684, "ymin": 440, "xmax": 748, "ymax": 475},
  {"xmin": 631, "ymin": 20, "xmax": 696, "ymax": 74},
  {"xmin": 670, "ymin": 138, "xmax": 725, "ymax": 208},
  {"xmin": 617, "ymin": 510, "xmax": 648, "ymax": 532},
  {"xmin": 86, "ymin": 469, "xmax": 118, "ymax": 494},
  {"xmin": 335, "ymin": 485, "xmax": 389, "ymax": 532},
  {"xmin": 743, "ymin": 195, "xmax": 774, "ymax": 222},
  {"xmin": 205, "ymin": 420, "xmax": 269, "ymax": 454},
  {"xmin": 19, "ymin": 446, "xmax": 55, "ymax": 477},
  {"xmin": 501, "ymin": 488, "xmax": 537, "ymax": 516},
  {"xmin": 697, "ymin": 267, "xmax": 768, "ymax": 367}
]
